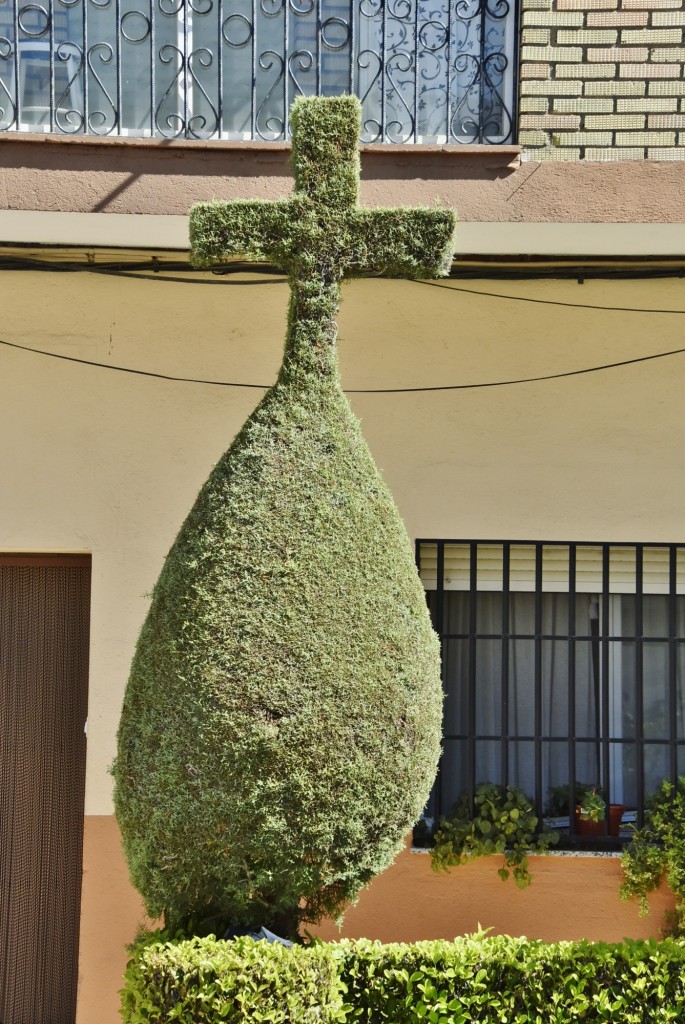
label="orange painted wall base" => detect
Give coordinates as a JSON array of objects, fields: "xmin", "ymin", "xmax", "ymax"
[
  {"xmin": 78, "ymin": 817, "xmax": 156, "ymax": 1024},
  {"xmin": 313, "ymin": 842, "xmax": 675, "ymax": 945},
  {"xmin": 78, "ymin": 818, "xmax": 676, "ymax": 1024}
]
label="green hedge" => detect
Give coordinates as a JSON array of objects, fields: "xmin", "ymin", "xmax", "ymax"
[
  {"xmin": 335, "ymin": 936, "xmax": 685, "ymax": 1024},
  {"xmin": 121, "ymin": 934, "xmax": 344, "ymax": 1024},
  {"xmin": 122, "ymin": 934, "xmax": 685, "ymax": 1024}
]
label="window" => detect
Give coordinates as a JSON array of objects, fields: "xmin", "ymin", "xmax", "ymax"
[
  {"xmin": 0, "ymin": 0, "xmax": 517, "ymax": 141},
  {"xmin": 418, "ymin": 541, "xmax": 685, "ymax": 837}
]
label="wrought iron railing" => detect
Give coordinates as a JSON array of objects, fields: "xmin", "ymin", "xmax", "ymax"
[{"xmin": 0, "ymin": 0, "xmax": 517, "ymax": 143}]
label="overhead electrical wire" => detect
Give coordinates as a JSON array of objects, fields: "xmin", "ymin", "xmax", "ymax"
[
  {"xmin": 2, "ymin": 254, "xmax": 685, "ymax": 391},
  {"xmin": 0, "ymin": 253, "xmax": 685, "ymax": 300},
  {"xmin": 2, "ymin": 334, "xmax": 685, "ymax": 394},
  {"xmin": 414, "ymin": 280, "xmax": 685, "ymax": 316}
]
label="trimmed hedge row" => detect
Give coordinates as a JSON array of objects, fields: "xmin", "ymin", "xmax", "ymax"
[
  {"xmin": 121, "ymin": 935, "xmax": 344, "ymax": 1024},
  {"xmin": 122, "ymin": 933, "xmax": 685, "ymax": 1024},
  {"xmin": 335, "ymin": 936, "xmax": 685, "ymax": 1024}
]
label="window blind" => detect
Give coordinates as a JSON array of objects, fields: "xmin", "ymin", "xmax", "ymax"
[{"xmin": 419, "ymin": 542, "xmax": 685, "ymax": 595}]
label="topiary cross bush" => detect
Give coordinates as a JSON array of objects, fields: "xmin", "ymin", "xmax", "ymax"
[{"xmin": 114, "ymin": 95, "xmax": 456, "ymax": 938}]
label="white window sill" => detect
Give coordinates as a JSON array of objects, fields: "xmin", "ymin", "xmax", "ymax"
[{"xmin": 410, "ymin": 846, "xmax": 622, "ymax": 859}]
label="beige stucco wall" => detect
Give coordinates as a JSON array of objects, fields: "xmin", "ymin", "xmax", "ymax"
[
  {"xmin": 3, "ymin": 268, "xmax": 685, "ymax": 807},
  {"xmin": 2, "ymin": 266, "xmax": 684, "ymax": 1021}
]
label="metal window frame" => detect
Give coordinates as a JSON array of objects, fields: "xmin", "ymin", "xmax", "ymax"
[
  {"xmin": 417, "ymin": 538, "xmax": 685, "ymax": 843},
  {"xmin": 0, "ymin": 0, "xmax": 519, "ymax": 143}
]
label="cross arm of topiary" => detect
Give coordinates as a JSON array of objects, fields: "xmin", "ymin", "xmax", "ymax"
[
  {"xmin": 115, "ymin": 96, "xmax": 455, "ymax": 942},
  {"xmin": 190, "ymin": 96, "xmax": 456, "ymax": 290}
]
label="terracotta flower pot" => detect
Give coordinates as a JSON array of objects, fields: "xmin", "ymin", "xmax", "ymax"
[{"xmin": 574, "ymin": 804, "xmax": 625, "ymax": 837}]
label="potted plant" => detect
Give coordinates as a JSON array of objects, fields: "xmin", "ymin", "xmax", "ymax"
[
  {"xmin": 575, "ymin": 787, "xmax": 625, "ymax": 838},
  {"xmin": 545, "ymin": 781, "xmax": 597, "ymax": 818},
  {"xmin": 545, "ymin": 782, "xmax": 624, "ymax": 837}
]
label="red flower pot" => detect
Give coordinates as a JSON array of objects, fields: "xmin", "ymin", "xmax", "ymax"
[{"xmin": 574, "ymin": 804, "xmax": 625, "ymax": 837}]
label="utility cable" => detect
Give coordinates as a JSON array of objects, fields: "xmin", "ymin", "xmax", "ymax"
[
  {"xmin": 416, "ymin": 280, "xmax": 685, "ymax": 316},
  {"xmin": 2, "ymin": 334, "xmax": 685, "ymax": 393},
  {"xmin": 1, "ymin": 254, "xmax": 685, "ymax": 299}
]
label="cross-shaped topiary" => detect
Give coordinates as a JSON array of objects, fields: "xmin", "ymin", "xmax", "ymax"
[{"xmin": 114, "ymin": 95, "xmax": 456, "ymax": 939}]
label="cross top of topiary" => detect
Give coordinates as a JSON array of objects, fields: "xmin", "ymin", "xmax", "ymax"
[{"xmin": 190, "ymin": 95, "xmax": 456, "ymax": 381}]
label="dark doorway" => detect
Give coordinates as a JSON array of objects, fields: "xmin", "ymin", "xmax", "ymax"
[{"xmin": 0, "ymin": 554, "xmax": 91, "ymax": 1024}]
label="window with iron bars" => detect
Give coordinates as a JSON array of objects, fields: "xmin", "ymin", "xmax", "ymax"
[
  {"xmin": 418, "ymin": 540, "xmax": 685, "ymax": 844},
  {"xmin": 0, "ymin": 0, "xmax": 517, "ymax": 142}
]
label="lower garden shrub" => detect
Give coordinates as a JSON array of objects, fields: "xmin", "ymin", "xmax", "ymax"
[
  {"xmin": 121, "ymin": 933, "xmax": 344, "ymax": 1024},
  {"xmin": 122, "ymin": 931, "xmax": 685, "ymax": 1024},
  {"xmin": 335, "ymin": 935, "xmax": 685, "ymax": 1024}
]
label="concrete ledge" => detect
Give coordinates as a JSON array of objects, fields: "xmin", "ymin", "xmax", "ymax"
[
  {"xmin": 0, "ymin": 210, "xmax": 683, "ymax": 258},
  {"xmin": 463, "ymin": 221, "xmax": 685, "ymax": 257},
  {"xmin": 412, "ymin": 846, "xmax": 622, "ymax": 858},
  {"xmin": 0, "ymin": 132, "xmax": 520, "ymax": 160},
  {"xmin": 0, "ymin": 131, "xmax": 292, "ymax": 151},
  {"xmin": 0, "ymin": 211, "xmax": 189, "ymax": 250}
]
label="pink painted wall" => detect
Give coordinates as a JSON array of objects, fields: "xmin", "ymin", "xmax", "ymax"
[
  {"xmin": 1, "ymin": 135, "xmax": 685, "ymax": 222},
  {"xmin": 314, "ymin": 841, "xmax": 675, "ymax": 945}
]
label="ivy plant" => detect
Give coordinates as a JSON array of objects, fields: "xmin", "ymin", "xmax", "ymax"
[
  {"xmin": 577, "ymin": 787, "xmax": 606, "ymax": 823},
  {"xmin": 620, "ymin": 777, "xmax": 685, "ymax": 932},
  {"xmin": 430, "ymin": 782, "xmax": 558, "ymax": 889}
]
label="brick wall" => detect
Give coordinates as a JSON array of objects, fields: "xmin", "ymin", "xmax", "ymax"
[{"xmin": 519, "ymin": 0, "xmax": 685, "ymax": 160}]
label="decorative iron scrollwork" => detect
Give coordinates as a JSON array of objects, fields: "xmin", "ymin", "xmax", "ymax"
[{"xmin": 0, "ymin": 0, "xmax": 515, "ymax": 141}]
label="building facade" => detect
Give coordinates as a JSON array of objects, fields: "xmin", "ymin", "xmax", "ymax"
[{"xmin": 0, "ymin": 1, "xmax": 684, "ymax": 1021}]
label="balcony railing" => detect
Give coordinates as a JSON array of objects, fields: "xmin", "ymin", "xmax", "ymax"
[{"xmin": 0, "ymin": 0, "xmax": 517, "ymax": 143}]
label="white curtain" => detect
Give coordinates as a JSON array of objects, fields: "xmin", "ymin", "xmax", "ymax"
[
  {"xmin": 618, "ymin": 595, "xmax": 685, "ymax": 804},
  {"xmin": 438, "ymin": 591, "xmax": 685, "ymax": 816}
]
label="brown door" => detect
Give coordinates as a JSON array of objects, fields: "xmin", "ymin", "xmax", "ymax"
[{"xmin": 0, "ymin": 554, "xmax": 90, "ymax": 1024}]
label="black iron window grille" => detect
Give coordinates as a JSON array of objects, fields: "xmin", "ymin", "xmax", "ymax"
[
  {"xmin": 418, "ymin": 540, "xmax": 685, "ymax": 841},
  {"xmin": 0, "ymin": 0, "xmax": 517, "ymax": 142}
]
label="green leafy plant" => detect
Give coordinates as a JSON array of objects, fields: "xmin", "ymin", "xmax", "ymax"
[
  {"xmin": 122, "ymin": 932, "xmax": 685, "ymax": 1024},
  {"xmin": 545, "ymin": 781, "xmax": 603, "ymax": 818},
  {"xmin": 430, "ymin": 782, "xmax": 558, "ymax": 889},
  {"xmin": 578, "ymin": 787, "xmax": 606, "ymax": 823},
  {"xmin": 620, "ymin": 777, "xmax": 685, "ymax": 932},
  {"xmin": 113, "ymin": 96, "xmax": 454, "ymax": 938}
]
